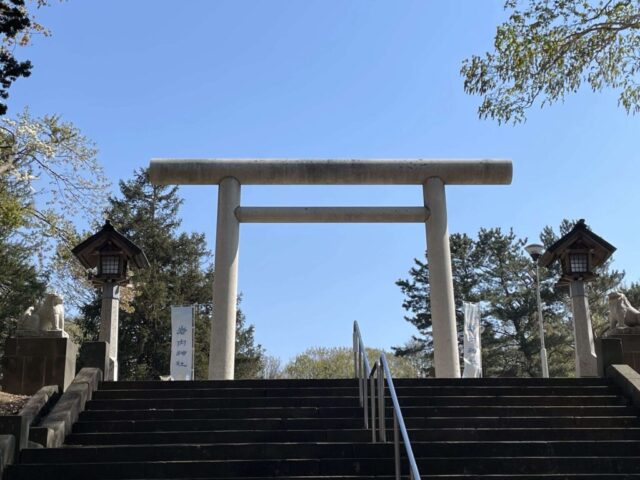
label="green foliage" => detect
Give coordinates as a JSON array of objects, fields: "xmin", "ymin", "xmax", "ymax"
[
  {"xmin": 461, "ymin": 0, "xmax": 640, "ymax": 124},
  {"xmin": 75, "ymin": 169, "xmax": 264, "ymax": 380},
  {"xmin": 0, "ymin": 233, "xmax": 46, "ymax": 380},
  {"xmin": 0, "ymin": 0, "xmax": 33, "ymax": 115},
  {"xmin": 396, "ymin": 220, "xmax": 626, "ymax": 377},
  {"xmin": 234, "ymin": 303, "xmax": 265, "ymax": 379},
  {"xmin": 0, "ymin": 1, "xmax": 56, "ymax": 115},
  {"xmin": 0, "ymin": 107, "xmax": 103, "ymax": 380},
  {"xmin": 624, "ymin": 281, "xmax": 640, "ymax": 307},
  {"xmin": 283, "ymin": 347, "xmax": 420, "ymax": 379},
  {"xmin": 0, "ymin": 109, "xmax": 109, "ymax": 290}
]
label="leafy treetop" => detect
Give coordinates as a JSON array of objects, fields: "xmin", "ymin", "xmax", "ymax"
[
  {"xmin": 0, "ymin": 0, "xmax": 55, "ymax": 115},
  {"xmin": 461, "ymin": 0, "xmax": 640, "ymax": 124}
]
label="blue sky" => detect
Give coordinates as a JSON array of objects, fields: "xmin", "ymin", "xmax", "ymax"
[{"xmin": 9, "ymin": 1, "xmax": 640, "ymax": 362}]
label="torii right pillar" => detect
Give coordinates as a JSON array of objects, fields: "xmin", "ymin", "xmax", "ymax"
[{"xmin": 424, "ymin": 177, "xmax": 460, "ymax": 378}]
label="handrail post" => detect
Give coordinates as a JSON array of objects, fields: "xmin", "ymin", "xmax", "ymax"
[
  {"xmin": 363, "ymin": 358, "xmax": 369, "ymax": 429},
  {"xmin": 370, "ymin": 363, "xmax": 377, "ymax": 443},
  {"xmin": 358, "ymin": 350, "xmax": 363, "ymax": 405},
  {"xmin": 353, "ymin": 328, "xmax": 359, "ymax": 392},
  {"xmin": 378, "ymin": 362, "xmax": 386, "ymax": 443},
  {"xmin": 394, "ymin": 411, "xmax": 401, "ymax": 480}
]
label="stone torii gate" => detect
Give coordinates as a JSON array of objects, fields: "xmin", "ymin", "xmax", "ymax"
[{"xmin": 149, "ymin": 159, "xmax": 512, "ymax": 380}]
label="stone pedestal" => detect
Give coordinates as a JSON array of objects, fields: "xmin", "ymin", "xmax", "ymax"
[
  {"xmin": 77, "ymin": 341, "xmax": 110, "ymax": 379},
  {"xmin": 601, "ymin": 331, "xmax": 640, "ymax": 374},
  {"xmin": 1, "ymin": 337, "xmax": 77, "ymax": 395}
]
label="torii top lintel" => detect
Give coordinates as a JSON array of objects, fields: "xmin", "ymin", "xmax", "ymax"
[{"xmin": 149, "ymin": 159, "xmax": 512, "ymax": 186}]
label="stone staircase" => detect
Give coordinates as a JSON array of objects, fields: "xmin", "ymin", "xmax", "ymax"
[{"xmin": 5, "ymin": 377, "xmax": 640, "ymax": 479}]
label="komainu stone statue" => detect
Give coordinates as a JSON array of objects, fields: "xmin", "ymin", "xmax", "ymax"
[
  {"xmin": 606, "ymin": 291, "xmax": 640, "ymax": 334},
  {"xmin": 17, "ymin": 293, "xmax": 67, "ymax": 337}
]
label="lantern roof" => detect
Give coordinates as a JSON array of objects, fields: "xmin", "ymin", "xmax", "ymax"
[
  {"xmin": 538, "ymin": 219, "xmax": 616, "ymax": 269},
  {"xmin": 71, "ymin": 220, "xmax": 150, "ymax": 270}
]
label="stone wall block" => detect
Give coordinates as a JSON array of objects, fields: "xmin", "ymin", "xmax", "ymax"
[
  {"xmin": 1, "ymin": 337, "xmax": 77, "ymax": 395},
  {"xmin": 0, "ymin": 435, "xmax": 16, "ymax": 479}
]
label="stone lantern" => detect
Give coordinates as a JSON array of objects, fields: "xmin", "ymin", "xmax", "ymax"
[
  {"xmin": 72, "ymin": 220, "xmax": 149, "ymax": 380},
  {"xmin": 539, "ymin": 219, "xmax": 616, "ymax": 377}
]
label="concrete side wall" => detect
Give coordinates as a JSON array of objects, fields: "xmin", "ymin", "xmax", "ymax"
[
  {"xmin": 2, "ymin": 338, "xmax": 77, "ymax": 395},
  {"xmin": 31, "ymin": 368, "xmax": 102, "ymax": 448}
]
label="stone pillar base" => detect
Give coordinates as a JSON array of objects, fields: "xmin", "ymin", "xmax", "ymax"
[
  {"xmin": 77, "ymin": 341, "xmax": 110, "ymax": 380},
  {"xmin": 1, "ymin": 337, "xmax": 77, "ymax": 395},
  {"xmin": 601, "ymin": 332, "xmax": 640, "ymax": 374}
]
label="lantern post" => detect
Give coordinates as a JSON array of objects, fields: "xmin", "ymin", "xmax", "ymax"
[
  {"xmin": 72, "ymin": 220, "xmax": 149, "ymax": 380},
  {"xmin": 539, "ymin": 220, "xmax": 616, "ymax": 377}
]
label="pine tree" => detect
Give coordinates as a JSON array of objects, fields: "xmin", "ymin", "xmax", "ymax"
[
  {"xmin": 395, "ymin": 220, "xmax": 627, "ymax": 377},
  {"xmin": 76, "ymin": 168, "xmax": 263, "ymax": 380}
]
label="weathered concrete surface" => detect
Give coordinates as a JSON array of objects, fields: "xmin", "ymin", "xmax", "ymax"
[
  {"xmin": 30, "ymin": 368, "xmax": 102, "ymax": 448},
  {"xmin": 235, "ymin": 206, "xmax": 430, "ymax": 223},
  {"xmin": 19, "ymin": 385, "xmax": 59, "ymax": 427},
  {"xmin": 596, "ymin": 337, "xmax": 623, "ymax": 377},
  {"xmin": 77, "ymin": 341, "xmax": 110, "ymax": 379},
  {"xmin": 0, "ymin": 434, "xmax": 15, "ymax": 478},
  {"xmin": 100, "ymin": 283, "xmax": 120, "ymax": 381},
  {"xmin": 424, "ymin": 177, "xmax": 460, "ymax": 378},
  {"xmin": 0, "ymin": 385, "xmax": 58, "ymax": 464},
  {"xmin": 569, "ymin": 280, "xmax": 598, "ymax": 377},
  {"xmin": 150, "ymin": 159, "xmax": 513, "ymax": 185},
  {"xmin": 598, "ymin": 333, "xmax": 640, "ymax": 374},
  {"xmin": 0, "ymin": 416, "xmax": 26, "ymax": 464},
  {"xmin": 607, "ymin": 364, "xmax": 640, "ymax": 408},
  {"xmin": 209, "ymin": 177, "xmax": 241, "ymax": 380},
  {"xmin": 2, "ymin": 337, "xmax": 77, "ymax": 395}
]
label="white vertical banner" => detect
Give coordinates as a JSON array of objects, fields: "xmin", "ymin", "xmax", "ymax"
[
  {"xmin": 171, "ymin": 305, "xmax": 194, "ymax": 380},
  {"xmin": 462, "ymin": 302, "xmax": 482, "ymax": 378}
]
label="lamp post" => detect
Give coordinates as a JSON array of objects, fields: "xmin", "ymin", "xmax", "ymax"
[
  {"xmin": 525, "ymin": 243, "xmax": 550, "ymax": 378},
  {"xmin": 538, "ymin": 220, "xmax": 616, "ymax": 377},
  {"xmin": 72, "ymin": 220, "xmax": 149, "ymax": 380}
]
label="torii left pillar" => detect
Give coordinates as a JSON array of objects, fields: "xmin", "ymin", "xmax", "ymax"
[
  {"xmin": 209, "ymin": 177, "xmax": 241, "ymax": 380},
  {"xmin": 424, "ymin": 177, "xmax": 460, "ymax": 378}
]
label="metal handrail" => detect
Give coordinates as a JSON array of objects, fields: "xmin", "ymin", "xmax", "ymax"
[
  {"xmin": 353, "ymin": 321, "xmax": 371, "ymax": 427},
  {"xmin": 352, "ymin": 321, "xmax": 422, "ymax": 480}
]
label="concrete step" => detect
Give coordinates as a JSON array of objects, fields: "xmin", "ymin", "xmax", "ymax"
[
  {"xmin": 71, "ymin": 415, "xmax": 640, "ymax": 434},
  {"xmin": 67, "ymin": 429, "xmax": 373, "ymax": 444},
  {"xmin": 96, "ymin": 378, "xmax": 612, "ymax": 390},
  {"xmin": 91, "ymin": 385, "xmax": 621, "ymax": 399},
  {"xmin": 84, "ymin": 395, "xmax": 628, "ymax": 409},
  {"xmin": 421, "ymin": 477, "xmax": 640, "ymax": 480},
  {"xmin": 74, "ymin": 476, "xmax": 640, "ymax": 480},
  {"xmin": 98, "ymin": 379, "xmax": 359, "ymax": 390},
  {"xmin": 19, "ymin": 441, "xmax": 640, "ymax": 463},
  {"xmin": 83, "ymin": 405, "xmax": 365, "ymax": 418},
  {"xmin": 64, "ymin": 427, "xmax": 640, "ymax": 445},
  {"xmin": 62, "ymin": 476, "xmax": 640, "ymax": 480},
  {"xmin": 79, "ymin": 405, "xmax": 639, "ymax": 419},
  {"xmin": 75, "ymin": 416, "xmax": 368, "ymax": 431},
  {"xmin": 55, "ymin": 473, "xmax": 640, "ymax": 480},
  {"xmin": 51, "ymin": 476, "xmax": 640, "ymax": 480},
  {"xmin": 8, "ymin": 376, "xmax": 637, "ymax": 480},
  {"xmin": 7, "ymin": 456, "xmax": 640, "ymax": 479}
]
